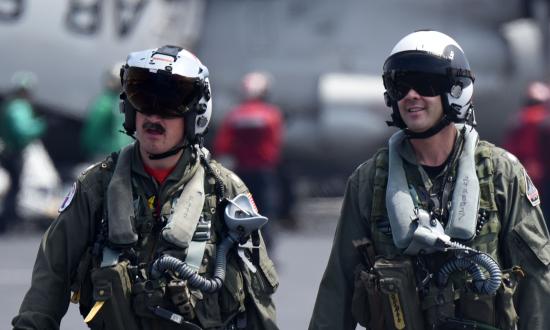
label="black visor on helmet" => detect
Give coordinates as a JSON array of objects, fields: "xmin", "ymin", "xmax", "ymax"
[
  {"xmin": 383, "ymin": 72, "xmax": 451, "ymax": 101},
  {"xmin": 383, "ymin": 50, "xmax": 473, "ymax": 101},
  {"xmin": 123, "ymin": 67, "xmax": 202, "ymax": 117}
]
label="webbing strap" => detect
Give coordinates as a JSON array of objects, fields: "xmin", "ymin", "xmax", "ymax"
[{"xmin": 186, "ymin": 240, "xmax": 207, "ymax": 272}]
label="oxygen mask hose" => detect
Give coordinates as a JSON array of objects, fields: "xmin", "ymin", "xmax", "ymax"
[
  {"xmin": 151, "ymin": 237, "xmax": 234, "ymax": 293},
  {"xmin": 151, "ymin": 193, "xmax": 268, "ymax": 293},
  {"xmin": 404, "ymin": 209, "xmax": 502, "ymax": 294},
  {"xmin": 437, "ymin": 242, "xmax": 502, "ymax": 295}
]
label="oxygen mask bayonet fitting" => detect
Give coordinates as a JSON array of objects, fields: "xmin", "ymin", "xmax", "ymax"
[
  {"xmin": 404, "ymin": 208, "xmax": 451, "ymax": 255},
  {"xmin": 224, "ymin": 194, "xmax": 268, "ymax": 243}
]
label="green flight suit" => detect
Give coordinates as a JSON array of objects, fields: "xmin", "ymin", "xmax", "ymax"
[
  {"xmin": 309, "ymin": 136, "xmax": 550, "ymax": 330},
  {"xmin": 12, "ymin": 143, "xmax": 278, "ymax": 330}
]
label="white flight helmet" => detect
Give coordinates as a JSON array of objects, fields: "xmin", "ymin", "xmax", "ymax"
[
  {"xmin": 382, "ymin": 30, "xmax": 475, "ymax": 136},
  {"xmin": 120, "ymin": 45, "xmax": 212, "ymax": 144}
]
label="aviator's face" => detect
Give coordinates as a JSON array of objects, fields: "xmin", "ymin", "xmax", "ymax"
[
  {"xmin": 397, "ymin": 88, "xmax": 444, "ymax": 133},
  {"xmin": 135, "ymin": 111, "xmax": 185, "ymax": 156}
]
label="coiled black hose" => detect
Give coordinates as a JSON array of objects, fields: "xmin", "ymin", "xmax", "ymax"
[
  {"xmin": 437, "ymin": 242, "xmax": 502, "ymax": 295},
  {"xmin": 151, "ymin": 237, "xmax": 234, "ymax": 293}
]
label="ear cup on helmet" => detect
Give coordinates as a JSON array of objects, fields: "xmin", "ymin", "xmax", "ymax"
[
  {"xmin": 183, "ymin": 112, "xmax": 196, "ymax": 142},
  {"xmin": 384, "ymin": 91, "xmax": 392, "ymax": 107},
  {"xmin": 120, "ymin": 92, "xmax": 136, "ymax": 136}
]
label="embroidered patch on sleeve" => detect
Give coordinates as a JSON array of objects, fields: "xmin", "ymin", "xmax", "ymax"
[
  {"xmin": 524, "ymin": 169, "xmax": 540, "ymax": 207},
  {"xmin": 59, "ymin": 182, "xmax": 77, "ymax": 213}
]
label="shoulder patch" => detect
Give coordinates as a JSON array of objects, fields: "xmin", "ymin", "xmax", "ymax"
[
  {"xmin": 524, "ymin": 169, "xmax": 540, "ymax": 207},
  {"xmin": 59, "ymin": 182, "xmax": 77, "ymax": 213}
]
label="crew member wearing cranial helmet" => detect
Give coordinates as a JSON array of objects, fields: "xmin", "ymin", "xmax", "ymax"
[
  {"xmin": 13, "ymin": 46, "xmax": 279, "ymax": 330},
  {"xmin": 309, "ymin": 30, "xmax": 550, "ymax": 330},
  {"xmin": 213, "ymin": 71, "xmax": 284, "ymax": 249}
]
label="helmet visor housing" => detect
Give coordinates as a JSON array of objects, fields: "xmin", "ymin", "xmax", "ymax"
[
  {"xmin": 383, "ymin": 50, "xmax": 473, "ymax": 101},
  {"xmin": 123, "ymin": 67, "xmax": 203, "ymax": 117},
  {"xmin": 383, "ymin": 71, "xmax": 451, "ymax": 101}
]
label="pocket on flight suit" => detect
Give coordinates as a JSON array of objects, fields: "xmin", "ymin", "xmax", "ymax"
[{"xmin": 512, "ymin": 219, "xmax": 550, "ymax": 268}]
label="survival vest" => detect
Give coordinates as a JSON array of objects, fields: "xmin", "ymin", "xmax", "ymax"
[
  {"xmin": 70, "ymin": 152, "xmax": 270, "ymax": 330},
  {"xmin": 353, "ymin": 141, "xmax": 521, "ymax": 330}
]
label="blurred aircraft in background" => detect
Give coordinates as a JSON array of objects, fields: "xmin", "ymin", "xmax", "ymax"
[{"xmin": 0, "ymin": 0, "xmax": 548, "ymax": 197}]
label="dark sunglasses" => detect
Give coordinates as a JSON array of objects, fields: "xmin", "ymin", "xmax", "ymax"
[{"xmin": 383, "ymin": 72, "xmax": 450, "ymax": 101}]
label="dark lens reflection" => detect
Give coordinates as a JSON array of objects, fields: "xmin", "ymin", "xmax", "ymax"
[
  {"xmin": 385, "ymin": 73, "xmax": 450, "ymax": 101},
  {"xmin": 124, "ymin": 67, "xmax": 201, "ymax": 117}
]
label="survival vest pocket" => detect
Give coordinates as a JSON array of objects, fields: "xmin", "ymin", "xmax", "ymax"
[
  {"xmin": 87, "ymin": 260, "xmax": 139, "ymax": 330},
  {"xmin": 251, "ymin": 254, "xmax": 279, "ymax": 297},
  {"xmin": 131, "ymin": 279, "xmax": 168, "ymax": 319},
  {"xmin": 194, "ymin": 243, "xmax": 248, "ymax": 329},
  {"xmin": 351, "ymin": 263, "xmax": 381, "ymax": 329},
  {"xmin": 457, "ymin": 290, "xmax": 495, "ymax": 325},
  {"xmin": 374, "ymin": 256, "xmax": 425, "ymax": 330}
]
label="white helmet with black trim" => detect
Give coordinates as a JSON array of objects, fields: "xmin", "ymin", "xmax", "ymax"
[
  {"xmin": 120, "ymin": 45, "xmax": 212, "ymax": 145},
  {"xmin": 382, "ymin": 30, "xmax": 475, "ymax": 137}
]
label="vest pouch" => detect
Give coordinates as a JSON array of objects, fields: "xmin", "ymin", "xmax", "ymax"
[
  {"xmin": 374, "ymin": 257, "xmax": 425, "ymax": 330},
  {"xmin": 88, "ymin": 260, "xmax": 139, "ymax": 330},
  {"xmin": 250, "ymin": 252, "xmax": 279, "ymax": 296},
  {"xmin": 132, "ymin": 279, "xmax": 168, "ymax": 319},
  {"xmin": 195, "ymin": 244, "xmax": 252, "ymax": 329},
  {"xmin": 420, "ymin": 281, "xmax": 455, "ymax": 328},
  {"xmin": 351, "ymin": 263, "xmax": 386, "ymax": 329},
  {"xmin": 194, "ymin": 243, "xmax": 230, "ymax": 329},
  {"xmin": 457, "ymin": 289, "xmax": 495, "ymax": 325}
]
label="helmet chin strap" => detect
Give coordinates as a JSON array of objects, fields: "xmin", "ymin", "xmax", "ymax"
[
  {"xmin": 148, "ymin": 141, "xmax": 188, "ymax": 160},
  {"xmin": 404, "ymin": 115, "xmax": 452, "ymax": 139}
]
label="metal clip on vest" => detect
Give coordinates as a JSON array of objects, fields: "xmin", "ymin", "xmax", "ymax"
[{"xmin": 151, "ymin": 194, "xmax": 268, "ymax": 293}]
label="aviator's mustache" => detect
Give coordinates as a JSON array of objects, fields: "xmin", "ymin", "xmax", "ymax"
[{"xmin": 143, "ymin": 122, "xmax": 166, "ymax": 133}]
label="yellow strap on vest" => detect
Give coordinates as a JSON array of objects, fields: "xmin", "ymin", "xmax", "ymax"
[
  {"xmin": 389, "ymin": 292, "xmax": 406, "ymax": 329},
  {"xmin": 84, "ymin": 300, "xmax": 105, "ymax": 323}
]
